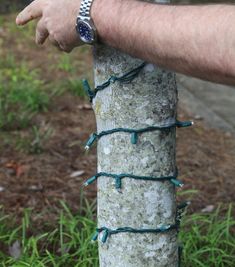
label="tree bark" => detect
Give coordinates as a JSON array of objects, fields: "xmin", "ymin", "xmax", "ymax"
[{"xmin": 93, "ymin": 1, "xmax": 178, "ymax": 266}]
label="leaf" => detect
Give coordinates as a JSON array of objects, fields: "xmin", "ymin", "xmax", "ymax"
[
  {"xmin": 5, "ymin": 161, "xmax": 26, "ymax": 177},
  {"xmin": 201, "ymin": 205, "xmax": 215, "ymax": 213},
  {"xmin": 70, "ymin": 170, "xmax": 85, "ymax": 178},
  {"xmin": 78, "ymin": 104, "xmax": 92, "ymax": 110},
  {"xmin": 9, "ymin": 240, "xmax": 21, "ymax": 259}
]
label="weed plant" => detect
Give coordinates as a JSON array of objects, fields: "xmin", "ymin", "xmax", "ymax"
[
  {"xmin": 16, "ymin": 125, "xmax": 54, "ymax": 154},
  {"xmin": 0, "ymin": 202, "xmax": 234, "ymax": 267},
  {"xmin": 51, "ymin": 78, "xmax": 88, "ymax": 99},
  {"xmin": 0, "ymin": 56, "xmax": 49, "ymax": 130}
]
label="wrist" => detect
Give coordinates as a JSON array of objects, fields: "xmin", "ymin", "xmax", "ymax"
[
  {"xmin": 91, "ymin": 0, "xmax": 122, "ymax": 44},
  {"xmin": 76, "ymin": 0, "xmax": 99, "ymax": 44}
]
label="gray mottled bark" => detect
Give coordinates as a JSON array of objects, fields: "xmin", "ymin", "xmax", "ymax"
[{"xmin": 93, "ymin": 0, "xmax": 178, "ymax": 266}]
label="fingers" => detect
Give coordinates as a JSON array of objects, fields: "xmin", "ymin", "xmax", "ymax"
[
  {"xmin": 35, "ymin": 19, "xmax": 70, "ymax": 51},
  {"xmin": 49, "ymin": 36, "xmax": 73, "ymax": 53},
  {"xmin": 35, "ymin": 18, "xmax": 49, "ymax": 45},
  {"xmin": 16, "ymin": 0, "xmax": 44, "ymax": 25}
]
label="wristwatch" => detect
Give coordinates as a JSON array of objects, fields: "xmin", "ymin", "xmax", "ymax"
[{"xmin": 76, "ymin": 0, "xmax": 97, "ymax": 45}]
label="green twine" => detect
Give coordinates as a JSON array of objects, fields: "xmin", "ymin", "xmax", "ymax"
[
  {"xmin": 82, "ymin": 62, "xmax": 146, "ymax": 102},
  {"xmin": 92, "ymin": 224, "xmax": 178, "ymax": 244},
  {"xmin": 84, "ymin": 171, "xmax": 183, "ymax": 190},
  {"xmin": 85, "ymin": 120, "xmax": 193, "ymax": 150},
  {"xmin": 91, "ymin": 201, "xmax": 189, "ymax": 244}
]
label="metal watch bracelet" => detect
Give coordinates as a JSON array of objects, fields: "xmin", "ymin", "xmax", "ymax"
[{"xmin": 79, "ymin": 0, "xmax": 94, "ymax": 17}]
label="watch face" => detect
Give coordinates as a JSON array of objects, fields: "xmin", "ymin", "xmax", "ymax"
[{"xmin": 76, "ymin": 20, "xmax": 95, "ymax": 44}]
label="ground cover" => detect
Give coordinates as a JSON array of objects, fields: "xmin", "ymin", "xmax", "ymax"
[
  {"xmin": 0, "ymin": 201, "xmax": 234, "ymax": 267},
  {"xmin": 0, "ymin": 11, "xmax": 235, "ymax": 267}
]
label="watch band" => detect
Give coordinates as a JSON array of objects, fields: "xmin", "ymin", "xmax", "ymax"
[
  {"xmin": 77, "ymin": 0, "xmax": 97, "ymax": 44},
  {"xmin": 79, "ymin": 0, "xmax": 93, "ymax": 17}
]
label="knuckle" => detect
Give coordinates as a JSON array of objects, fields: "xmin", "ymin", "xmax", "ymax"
[
  {"xmin": 49, "ymin": 30, "xmax": 55, "ymax": 37},
  {"xmin": 44, "ymin": 17, "xmax": 49, "ymax": 24}
]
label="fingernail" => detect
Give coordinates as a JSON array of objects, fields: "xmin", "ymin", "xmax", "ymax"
[{"xmin": 16, "ymin": 16, "xmax": 21, "ymax": 25}]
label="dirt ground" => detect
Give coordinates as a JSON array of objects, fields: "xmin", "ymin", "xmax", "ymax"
[{"xmin": 0, "ymin": 95, "xmax": 235, "ymax": 222}]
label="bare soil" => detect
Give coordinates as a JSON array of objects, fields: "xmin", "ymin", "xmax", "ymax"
[{"xmin": 0, "ymin": 100, "xmax": 235, "ymax": 222}]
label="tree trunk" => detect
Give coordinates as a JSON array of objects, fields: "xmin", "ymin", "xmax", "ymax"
[{"xmin": 93, "ymin": 0, "xmax": 178, "ymax": 266}]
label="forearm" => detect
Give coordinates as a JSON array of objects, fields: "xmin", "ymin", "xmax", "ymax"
[{"xmin": 92, "ymin": 1, "xmax": 235, "ymax": 85}]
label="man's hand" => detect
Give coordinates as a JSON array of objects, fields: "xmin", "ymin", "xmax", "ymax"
[{"xmin": 16, "ymin": 0, "xmax": 82, "ymax": 52}]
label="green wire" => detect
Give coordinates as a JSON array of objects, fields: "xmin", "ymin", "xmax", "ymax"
[
  {"xmin": 82, "ymin": 62, "xmax": 146, "ymax": 102},
  {"xmin": 91, "ymin": 201, "xmax": 189, "ymax": 245},
  {"xmin": 85, "ymin": 120, "xmax": 193, "ymax": 150},
  {"xmin": 84, "ymin": 171, "xmax": 184, "ymax": 190},
  {"xmin": 92, "ymin": 224, "xmax": 178, "ymax": 244}
]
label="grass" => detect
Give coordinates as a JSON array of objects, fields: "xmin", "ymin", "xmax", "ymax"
[
  {"xmin": 57, "ymin": 54, "xmax": 75, "ymax": 74},
  {"xmin": 0, "ymin": 51, "xmax": 87, "ymax": 136},
  {"xmin": 15, "ymin": 125, "xmax": 54, "ymax": 154},
  {"xmin": 66, "ymin": 78, "xmax": 88, "ymax": 98},
  {"xmin": 0, "ymin": 13, "xmax": 91, "ymax": 131},
  {"xmin": 0, "ymin": 50, "xmax": 88, "ymax": 132},
  {"xmin": 52, "ymin": 77, "xmax": 88, "ymax": 99},
  {"xmin": 181, "ymin": 204, "xmax": 235, "ymax": 267},
  {"xmin": 0, "ymin": 55, "xmax": 49, "ymax": 130},
  {"xmin": 0, "ymin": 202, "xmax": 234, "ymax": 267},
  {"xmin": 0, "ymin": 200, "xmax": 98, "ymax": 267}
]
